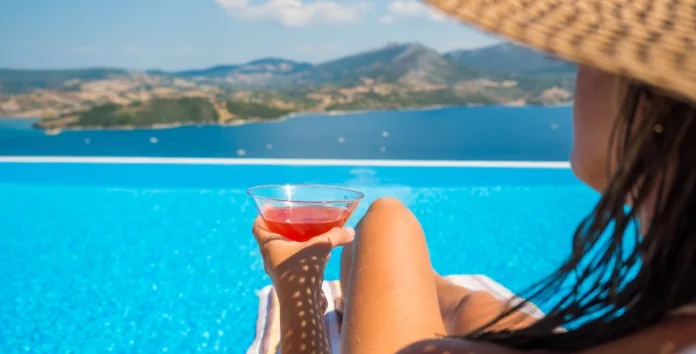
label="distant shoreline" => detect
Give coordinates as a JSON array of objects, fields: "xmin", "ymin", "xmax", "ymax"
[
  {"xmin": 4, "ymin": 102, "xmax": 574, "ymax": 133},
  {"xmin": 38, "ymin": 120, "xmax": 248, "ymax": 133},
  {"xmin": 35, "ymin": 104, "xmax": 460, "ymax": 132}
]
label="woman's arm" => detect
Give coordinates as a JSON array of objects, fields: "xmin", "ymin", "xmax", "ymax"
[
  {"xmin": 251, "ymin": 218, "xmax": 355, "ymax": 354},
  {"xmin": 274, "ymin": 251, "xmax": 331, "ymax": 354}
]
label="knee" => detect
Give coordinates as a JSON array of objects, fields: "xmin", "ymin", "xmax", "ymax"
[
  {"xmin": 359, "ymin": 197, "xmax": 421, "ymax": 233},
  {"xmin": 366, "ymin": 197, "xmax": 410, "ymax": 216}
]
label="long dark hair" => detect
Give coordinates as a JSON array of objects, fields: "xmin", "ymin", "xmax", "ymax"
[{"xmin": 465, "ymin": 82, "xmax": 696, "ymax": 351}]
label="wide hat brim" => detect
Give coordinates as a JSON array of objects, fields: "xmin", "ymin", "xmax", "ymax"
[{"xmin": 424, "ymin": 0, "xmax": 696, "ymax": 103}]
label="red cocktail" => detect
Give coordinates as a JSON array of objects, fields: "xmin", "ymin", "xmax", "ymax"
[
  {"xmin": 262, "ymin": 206, "xmax": 351, "ymax": 242},
  {"xmin": 248, "ymin": 184, "xmax": 363, "ymax": 242}
]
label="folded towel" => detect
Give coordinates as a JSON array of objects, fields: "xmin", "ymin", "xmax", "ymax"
[{"xmin": 246, "ymin": 275, "xmax": 544, "ymax": 354}]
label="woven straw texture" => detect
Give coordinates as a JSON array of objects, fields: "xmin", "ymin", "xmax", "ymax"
[{"xmin": 423, "ymin": 0, "xmax": 696, "ymax": 103}]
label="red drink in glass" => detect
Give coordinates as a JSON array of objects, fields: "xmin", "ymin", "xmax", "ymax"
[
  {"xmin": 262, "ymin": 206, "xmax": 350, "ymax": 242},
  {"xmin": 248, "ymin": 184, "xmax": 363, "ymax": 242}
]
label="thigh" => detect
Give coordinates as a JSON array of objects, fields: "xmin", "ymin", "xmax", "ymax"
[{"xmin": 340, "ymin": 197, "xmax": 447, "ymax": 353}]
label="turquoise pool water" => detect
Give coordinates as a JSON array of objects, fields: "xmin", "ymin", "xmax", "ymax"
[{"xmin": 0, "ymin": 161, "xmax": 598, "ymax": 353}]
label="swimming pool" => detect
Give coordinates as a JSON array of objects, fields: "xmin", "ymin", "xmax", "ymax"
[{"xmin": 0, "ymin": 159, "xmax": 598, "ymax": 353}]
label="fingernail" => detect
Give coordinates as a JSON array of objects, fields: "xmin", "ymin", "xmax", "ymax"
[{"xmin": 344, "ymin": 227, "xmax": 355, "ymax": 237}]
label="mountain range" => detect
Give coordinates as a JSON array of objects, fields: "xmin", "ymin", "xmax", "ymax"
[
  {"xmin": 0, "ymin": 42, "xmax": 577, "ymax": 129},
  {"xmin": 173, "ymin": 42, "xmax": 576, "ymax": 89}
]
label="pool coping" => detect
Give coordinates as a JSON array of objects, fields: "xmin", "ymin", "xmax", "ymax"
[{"xmin": 0, "ymin": 156, "xmax": 571, "ymax": 168}]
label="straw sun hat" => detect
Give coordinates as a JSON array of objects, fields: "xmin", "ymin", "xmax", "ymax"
[{"xmin": 423, "ymin": 0, "xmax": 696, "ymax": 103}]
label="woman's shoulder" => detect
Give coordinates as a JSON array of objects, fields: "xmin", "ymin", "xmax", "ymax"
[{"xmin": 397, "ymin": 317, "xmax": 696, "ymax": 354}]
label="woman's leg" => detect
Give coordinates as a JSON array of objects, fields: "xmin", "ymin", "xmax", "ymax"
[
  {"xmin": 339, "ymin": 198, "xmax": 539, "ymax": 339},
  {"xmin": 340, "ymin": 198, "xmax": 470, "ymax": 334},
  {"xmin": 337, "ymin": 197, "xmax": 461, "ymax": 352}
]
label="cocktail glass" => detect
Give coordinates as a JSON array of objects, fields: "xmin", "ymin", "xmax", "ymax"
[{"xmin": 248, "ymin": 184, "xmax": 364, "ymax": 242}]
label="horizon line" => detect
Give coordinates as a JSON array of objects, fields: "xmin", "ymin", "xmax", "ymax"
[
  {"xmin": 0, "ymin": 156, "xmax": 572, "ymax": 168},
  {"xmin": 0, "ymin": 41, "xmax": 507, "ymax": 72}
]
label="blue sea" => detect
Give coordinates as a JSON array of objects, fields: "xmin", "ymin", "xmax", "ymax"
[
  {"xmin": 0, "ymin": 107, "xmax": 595, "ymax": 353},
  {"xmin": 0, "ymin": 106, "xmax": 573, "ymax": 160}
]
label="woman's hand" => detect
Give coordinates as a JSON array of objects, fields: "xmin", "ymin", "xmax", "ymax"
[
  {"xmin": 252, "ymin": 216, "xmax": 354, "ymax": 354},
  {"xmin": 251, "ymin": 216, "xmax": 355, "ymax": 288}
]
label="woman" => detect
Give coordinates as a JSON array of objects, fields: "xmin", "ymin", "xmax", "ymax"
[{"xmin": 252, "ymin": 0, "xmax": 696, "ymax": 352}]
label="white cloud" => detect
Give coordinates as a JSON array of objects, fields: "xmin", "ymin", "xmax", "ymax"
[
  {"xmin": 382, "ymin": 0, "xmax": 448, "ymax": 23},
  {"xmin": 124, "ymin": 46, "xmax": 138, "ymax": 54},
  {"xmin": 216, "ymin": 0, "xmax": 372, "ymax": 27}
]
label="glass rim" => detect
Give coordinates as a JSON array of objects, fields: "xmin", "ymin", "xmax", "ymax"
[{"xmin": 246, "ymin": 183, "xmax": 365, "ymax": 204}]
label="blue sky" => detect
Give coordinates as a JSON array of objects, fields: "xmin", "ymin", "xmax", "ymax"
[{"xmin": 0, "ymin": 0, "xmax": 502, "ymax": 70}]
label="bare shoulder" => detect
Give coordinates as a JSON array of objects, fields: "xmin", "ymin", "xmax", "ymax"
[{"xmin": 397, "ymin": 317, "xmax": 696, "ymax": 354}]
